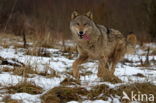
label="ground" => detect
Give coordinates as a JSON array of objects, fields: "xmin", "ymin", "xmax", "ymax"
[{"xmin": 0, "ymin": 34, "xmax": 156, "ymax": 103}]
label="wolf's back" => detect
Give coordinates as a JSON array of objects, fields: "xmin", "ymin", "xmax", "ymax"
[
  {"xmin": 106, "ymin": 28, "xmax": 125, "ymax": 42},
  {"xmin": 104, "ymin": 28, "xmax": 137, "ymax": 54}
]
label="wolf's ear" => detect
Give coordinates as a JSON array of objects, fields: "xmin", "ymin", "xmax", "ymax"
[
  {"xmin": 71, "ymin": 11, "xmax": 79, "ymax": 19},
  {"xmin": 86, "ymin": 11, "xmax": 93, "ymax": 19}
]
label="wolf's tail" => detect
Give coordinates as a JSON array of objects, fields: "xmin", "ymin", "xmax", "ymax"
[{"xmin": 126, "ymin": 33, "xmax": 137, "ymax": 54}]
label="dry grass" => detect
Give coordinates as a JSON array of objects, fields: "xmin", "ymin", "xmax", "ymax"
[
  {"xmin": 2, "ymin": 95, "xmax": 21, "ymax": 103},
  {"xmin": 12, "ymin": 65, "xmax": 37, "ymax": 77},
  {"xmin": 31, "ymin": 33, "xmax": 55, "ymax": 48},
  {"xmin": 1, "ymin": 33, "xmax": 156, "ymax": 102},
  {"xmin": 80, "ymin": 71, "xmax": 93, "ymax": 76},
  {"xmin": 41, "ymin": 79, "xmax": 114, "ymax": 102},
  {"xmin": 0, "ymin": 67, "xmax": 12, "ymax": 72},
  {"xmin": 0, "ymin": 32, "xmax": 57, "ymax": 49},
  {"xmin": 140, "ymin": 44, "xmax": 156, "ymax": 56},
  {"xmin": 137, "ymin": 58, "xmax": 155, "ymax": 67},
  {"xmin": 38, "ymin": 65, "xmax": 59, "ymax": 78},
  {"xmin": 1, "ymin": 64, "xmax": 59, "ymax": 78},
  {"xmin": 60, "ymin": 78, "xmax": 80, "ymax": 86},
  {"xmin": 62, "ymin": 46, "xmax": 77, "ymax": 53},
  {"xmin": 121, "ymin": 58, "xmax": 134, "ymax": 64},
  {"xmin": 25, "ymin": 47, "xmax": 51, "ymax": 57},
  {"xmin": 41, "ymin": 84, "xmax": 113, "ymax": 103},
  {"xmin": 0, "ymin": 65, "xmax": 36, "ymax": 77},
  {"xmin": 0, "ymin": 33, "xmax": 30, "ymax": 48},
  {"xmin": 151, "ymin": 49, "xmax": 156, "ymax": 55},
  {"xmin": 4, "ymin": 80, "xmax": 43, "ymax": 94},
  {"xmin": 0, "ymin": 57, "xmax": 24, "ymax": 67},
  {"xmin": 61, "ymin": 46, "xmax": 78, "ymax": 59},
  {"xmin": 88, "ymin": 82, "xmax": 156, "ymax": 102},
  {"xmin": 87, "ymin": 84, "xmax": 111, "ymax": 100},
  {"xmin": 0, "ymin": 33, "xmax": 22, "ymax": 41},
  {"xmin": 41, "ymin": 86, "xmax": 88, "ymax": 103},
  {"xmin": 41, "ymin": 82, "xmax": 156, "ymax": 103},
  {"xmin": 116, "ymin": 82, "xmax": 156, "ymax": 102}
]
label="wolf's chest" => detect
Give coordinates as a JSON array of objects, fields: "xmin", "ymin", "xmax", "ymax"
[{"xmin": 83, "ymin": 43, "xmax": 102, "ymax": 58}]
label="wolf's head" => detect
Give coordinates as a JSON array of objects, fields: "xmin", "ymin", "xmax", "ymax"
[{"xmin": 70, "ymin": 11, "xmax": 95, "ymax": 40}]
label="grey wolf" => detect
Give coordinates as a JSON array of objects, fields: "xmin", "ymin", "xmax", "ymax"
[{"xmin": 70, "ymin": 11, "xmax": 137, "ymax": 82}]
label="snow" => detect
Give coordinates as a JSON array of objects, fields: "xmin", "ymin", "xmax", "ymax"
[
  {"xmin": 82, "ymin": 100, "xmax": 111, "ymax": 103},
  {"xmin": 0, "ymin": 41, "xmax": 156, "ymax": 103},
  {"xmin": 28, "ymin": 75, "xmax": 64, "ymax": 90},
  {"xmin": 67, "ymin": 101, "xmax": 79, "ymax": 103},
  {"xmin": 0, "ymin": 73, "xmax": 22, "ymax": 86},
  {"xmin": 67, "ymin": 100, "xmax": 112, "ymax": 103},
  {"xmin": 144, "ymin": 43, "xmax": 156, "ymax": 48},
  {"xmin": 11, "ymin": 93, "xmax": 41, "ymax": 103}
]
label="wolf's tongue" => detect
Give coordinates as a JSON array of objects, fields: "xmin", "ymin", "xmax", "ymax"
[{"xmin": 82, "ymin": 34, "xmax": 90, "ymax": 40}]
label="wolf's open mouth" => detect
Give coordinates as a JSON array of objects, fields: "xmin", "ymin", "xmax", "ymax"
[
  {"xmin": 78, "ymin": 34, "xmax": 90, "ymax": 40},
  {"xmin": 78, "ymin": 34, "xmax": 84, "ymax": 39}
]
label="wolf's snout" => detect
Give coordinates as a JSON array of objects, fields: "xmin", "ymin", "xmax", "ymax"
[
  {"xmin": 79, "ymin": 31, "xmax": 84, "ymax": 35},
  {"xmin": 78, "ymin": 31, "xmax": 84, "ymax": 39}
]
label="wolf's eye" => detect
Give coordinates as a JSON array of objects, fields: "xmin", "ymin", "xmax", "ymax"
[
  {"xmin": 84, "ymin": 23, "xmax": 89, "ymax": 26},
  {"xmin": 76, "ymin": 23, "xmax": 79, "ymax": 26}
]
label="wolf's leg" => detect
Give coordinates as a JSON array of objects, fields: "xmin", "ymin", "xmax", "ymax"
[
  {"xmin": 97, "ymin": 58, "xmax": 107, "ymax": 78},
  {"xmin": 111, "ymin": 43, "xmax": 126, "ymax": 74},
  {"xmin": 72, "ymin": 56, "xmax": 88, "ymax": 79},
  {"xmin": 98, "ymin": 58, "xmax": 122, "ymax": 83},
  {"xmin": 110, "ymin": 62, "xmax": 117, "ymax": 75},
  {"xmin": 105, "ymin": 60, "xmax": 116, "ymax": 75}
]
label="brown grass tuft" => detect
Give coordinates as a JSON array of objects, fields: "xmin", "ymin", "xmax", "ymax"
[
  {"xmin": 151, "ymin": 49, "xmax": 156, "ymax": 55},
  {"xmin": 5, "ymin": 80, "xmax": 43, "ymax": 94},
  {"xmin": 41, "ymin": 86, "xmax": 88, "ymax": 103},
  {"xmin": 41, "ymin": 82, "xmax": 156, "ymax": 103},
  {"xmin": 87, "ymin": 84, "xmax": 112, "ymax": 100},
  {"xmin": 2, "ymin": 95, "xmax": 21, "ymax": 103},
  {"xmin": 88, "ymin": 82, "xmax": 156, "ymax": 102},
  {"xmin": 116, "ymin": 82, "xmax": 156, "ymax": 102},
  {"xmin": 12, "ymin": 65, "xmax": 37, "ymax": 77},
  {"xmin": 1, "ymin": 64, "xmax": 59, "ymax": 78},
  {"xmin": 38, "ymin": 66, "xmax": 59, "ymax": 78},
  {"xmin": 60, "ymin": 78, "xmax": 80, "ymax": 86}
]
